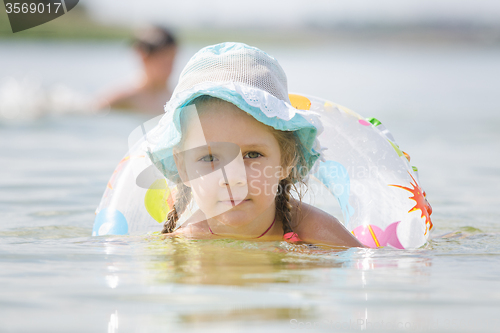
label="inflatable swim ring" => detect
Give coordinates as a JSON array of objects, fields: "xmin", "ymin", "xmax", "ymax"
[{"xmin": 93, "ymin": 94, "xmax": 433, "ymax": 249}]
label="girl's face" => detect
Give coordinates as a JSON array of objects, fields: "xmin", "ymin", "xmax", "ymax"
[{"xmin": 176, "ymin": 101, "xmax": 284, "ymax": 231}]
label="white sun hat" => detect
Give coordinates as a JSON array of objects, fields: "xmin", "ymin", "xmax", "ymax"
[{"xmin": 146, "ymin": 42, "xmax": 323, "ymax": 181}]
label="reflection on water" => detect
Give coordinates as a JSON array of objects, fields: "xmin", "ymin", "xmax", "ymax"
[
  {"xmin": 98, "ymin": 234, "xmax": 497, "ymax": 332},
  {"xmin": 137, "ymin": 236, "xmax": 436, "ymax": 288},
  {"xmin": 95, "ymin": 236, "xmax": 441, "ymax": 328},
  {"xmin": 143, "ymin": 237, "xmax": 348, "ymax": 286},
  {"xmin": 1, "ymin": 224, "xmax": 499, "ymax": 332}
]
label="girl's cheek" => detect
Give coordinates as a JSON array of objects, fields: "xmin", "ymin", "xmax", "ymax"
[
  {"xmin": 246, "ymin": 165, "xmax": 280, "ymax": 198},
  {"xmin": 246, "ymin": 163, "xmax": 262, "ymax": 183},
  {"xmin": 246, "ymin": 165, "xmax": 263, "ymax": 196},
  {"xmin": 246, "ymin": 161, "xmax": 279, "ymax": 180}
]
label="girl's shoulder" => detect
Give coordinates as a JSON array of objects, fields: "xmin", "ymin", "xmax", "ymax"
[
  {"xmin": 171, "ymin": 213, "xmax": 212, "ymax": 238},
  {"xmin": 290, "ymin": 200, "xmax": 364, "ymax": 248}
]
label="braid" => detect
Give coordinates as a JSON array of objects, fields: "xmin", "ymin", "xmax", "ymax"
[
  {"xmin": 161, "ymin": 183, "xmax": 192, "ymax": 233},
  {"xmin": 270, "ymin": 129, "xmax": 308, "ymax": 242},
  {"xmin": 159, "ymin": 96, "xmax": 218, "ymax": 234},
  {"xmin": 276, "ymin": 178, "xmax": 294, "ymax": 235}
]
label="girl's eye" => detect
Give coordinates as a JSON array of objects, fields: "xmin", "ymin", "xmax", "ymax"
[
  {"xmin": 200, "ymin": 155, "xmax": 217, "ymax": 162},
  {"xmin": 245, "ymin": 151, "xmax": 262, "ymax": 159}
]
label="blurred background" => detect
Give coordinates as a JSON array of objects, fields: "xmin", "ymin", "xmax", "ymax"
[
  {"xmin": 2, "ymin": 0, "xmax": 500, "ymax": 119},
  {"xmin": 1, "ymin": 1, "xmax": 500, "ymax": 332}
]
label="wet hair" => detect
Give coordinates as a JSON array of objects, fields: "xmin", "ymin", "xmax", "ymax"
[
  {"xmin": 161, "ymin": 96, "xmax": 307, "ymax": 237},
  {"xmin": 133, "ymin": 26, "xmax": 176, "ymax": 55}
]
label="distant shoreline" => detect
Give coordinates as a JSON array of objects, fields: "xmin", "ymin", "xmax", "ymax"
[{"xmin": 1, "ymin": 6, "xmax": 499, "ymax": 46}]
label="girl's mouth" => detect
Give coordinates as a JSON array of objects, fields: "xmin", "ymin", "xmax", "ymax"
[{"xmin": 218, "ymin": 199, "xmax": 250, "ymax": 206}]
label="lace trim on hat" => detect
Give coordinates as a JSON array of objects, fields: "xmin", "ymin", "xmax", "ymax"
[{"xmin": 165, "ymin": 81, "xmax": 297, "ymax": 121}]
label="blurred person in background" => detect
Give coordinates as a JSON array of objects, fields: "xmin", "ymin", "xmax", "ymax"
[{"xmin": 98, "ymin": 26, "xmax": 177, "ymax": 115}]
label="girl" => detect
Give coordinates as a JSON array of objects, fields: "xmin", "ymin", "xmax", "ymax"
[{"xmin": 147, "ymin": 42, "xmax": 363, "ymax": 248}]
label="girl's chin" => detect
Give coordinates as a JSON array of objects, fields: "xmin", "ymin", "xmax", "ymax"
[
  {"xmin": 211, "ymin": 210, "xmax": 255, "ymax": 228},
  {"xmin": 204, "ymin": 200, "xmax": 251, "ymax": 217}
]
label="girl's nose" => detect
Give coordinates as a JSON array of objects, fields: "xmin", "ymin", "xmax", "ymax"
[
  {"xmin": 217, "ymin": 149, "xmax": 247, "ymax": 188},
  {"xmin": 219, "ymin": 166, "xmax": 247, "ymax": 187},
  {"xmin": 218, "ymin": 160, "xmax": 247, "ymax": 188}
]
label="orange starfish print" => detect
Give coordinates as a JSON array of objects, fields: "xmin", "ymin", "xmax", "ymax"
[{"xmin": 390, "ymin": 172, "xmax": 433, "ymax": 235}]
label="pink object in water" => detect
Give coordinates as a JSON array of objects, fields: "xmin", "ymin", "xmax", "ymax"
[
  {"xmin": 352, "ymin": 221, "xmax": 404, "ymax": 249},
  {"xmin": 284, "ymin": 232, "xmax": 302, "ymax": 243}
]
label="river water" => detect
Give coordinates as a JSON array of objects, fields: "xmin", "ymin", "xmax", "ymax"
[{"xmin": 1, "ymin": 40, "xmax": 500, "ymax": 332}]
